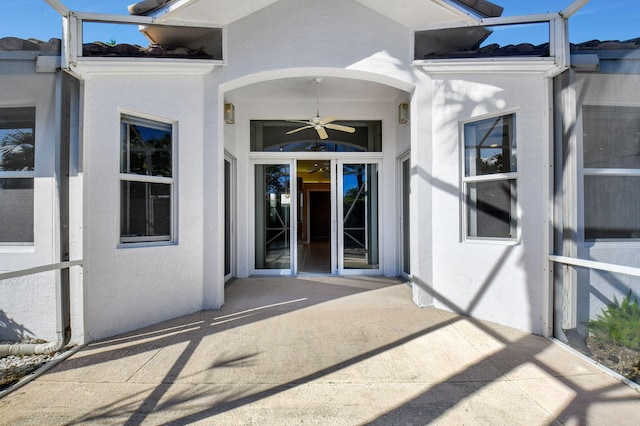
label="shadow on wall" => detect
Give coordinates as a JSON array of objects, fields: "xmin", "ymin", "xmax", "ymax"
[{"xmin": 0, "ymin": 310, "xmax": 34, "ymax": 342}]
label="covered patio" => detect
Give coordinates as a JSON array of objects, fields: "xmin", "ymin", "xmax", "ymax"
[{"xmin": 2, "ymin": 277, "xmax": 638, "ymax": 424}]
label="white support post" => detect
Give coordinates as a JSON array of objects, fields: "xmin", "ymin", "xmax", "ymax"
[
  {"xmin": 551, "ymin": 17, "xmax": 570, "ymax": 70},
  {"xmin": 560, "ymin": 70, "xmax": 579, "ymax": 330}
]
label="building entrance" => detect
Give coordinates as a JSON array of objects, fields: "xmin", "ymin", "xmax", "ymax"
[{"xmin": 253, "ymin": 158, "xmax": 380, "ymax": 275}]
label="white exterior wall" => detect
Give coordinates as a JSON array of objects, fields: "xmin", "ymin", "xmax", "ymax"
[
  {"xmin": 411, "ymin": 78, "xmax": 435, "ymax": 307},
  {"xmin": 81, "ymin": 74, "xmax": 206, "ymax": 341},
  {"xmin": 0, "ymin": 68, "xmax": 60, "ymax": 342},
  {"xmin": 0, "ymin": 0, "xmax": 567, "ymax": 341},
  {"xmin": 426, "ymin": 73, "xmax": 551, "ymax": 334},
  {"xmin": 219, "ymin": 0, "xmax": 412, "ymax": 81}
]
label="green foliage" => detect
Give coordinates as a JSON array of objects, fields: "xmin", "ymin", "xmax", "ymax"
[
  {"xmin": 107, "ymin": 39, "xmax": 117, "ymax": 46},
  {"xmin": 587, "ymin": 291, "xmax": 640, "ymax": 351}
]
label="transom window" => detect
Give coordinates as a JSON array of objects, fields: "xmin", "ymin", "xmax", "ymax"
[
  {"xmin": 463, "ymin": 113, "xmax": 517, "ymax": 240},
  {"xmin": 0, "ymin": 107, "xmax": 35, "ymax": 244},
  {"xmin": 583, "ymin": 105, "xmax": 640, "ymax": 240},
  {"xmin": 120, "ymin": 114, "xmax": 174, "ymax": 244},
  {"xmin": 250, "ymin": 120, "xmax": 382, "ymax": 152}
]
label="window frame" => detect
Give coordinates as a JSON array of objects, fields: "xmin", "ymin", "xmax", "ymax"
[
  {"xmin": 0, "ymin": 106, "xmax": 36, "ymax": 245},
  {"xmin": 119, "ymin": 113, "xmax": 177, "ymax": 246},
  {"xmin": 461, "ymin": 112, "xmax": 518, "ymax": 242},
  {"xmin": 581, "ymin": 103, "xmax": 640, "ymax": 241}
]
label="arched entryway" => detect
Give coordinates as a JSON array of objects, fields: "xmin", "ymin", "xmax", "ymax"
[{"xmin": 220, "ymin": 69, "xmax": 413, "ymax": 279}]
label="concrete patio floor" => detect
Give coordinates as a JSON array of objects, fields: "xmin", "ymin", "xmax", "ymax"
[{"xmin": 1, "ymin": 276, "xmax": 639, "ymax": 425}]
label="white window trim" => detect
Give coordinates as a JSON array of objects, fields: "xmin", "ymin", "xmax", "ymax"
[
  {"xmin": 460, "ymin": 112, "xmax": 519, "ymax": 243},
  {"xmin": 118, "ymin": 113, "xmax": 177, "ymax": 246}
]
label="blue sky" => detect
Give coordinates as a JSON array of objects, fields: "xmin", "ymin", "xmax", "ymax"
[{"xmin": 1, "ymin": 1, "xmax": 638, "ymax": 46}]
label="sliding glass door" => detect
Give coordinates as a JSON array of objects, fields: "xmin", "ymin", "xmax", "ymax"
[{"xmin": 253, "ymin": 159, "xmax": 381, "ymax": 275}]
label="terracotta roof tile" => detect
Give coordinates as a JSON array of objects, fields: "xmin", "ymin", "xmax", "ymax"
[
  {"xmin": 571, "ymin": 38, "xmax": 640, "ymax": 51},
  {"xmin": 421, "ymin": 38, "xmax": 640, "ymax": 59},
  {"xmin": 0, "ymin": 37, "xmax": 61, "ymax": 55},
  {"xmin": 81, "ymin": 42, "xmax": 214, "ymax": 59}
]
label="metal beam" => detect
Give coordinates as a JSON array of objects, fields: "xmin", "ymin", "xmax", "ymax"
[
  {"xmin": 44, "ymin": 0, "xmax": 70, "ymax": 15},
  {"xmin": 562, "ymin": 0, "xmax": 590, "ymax": 18}
]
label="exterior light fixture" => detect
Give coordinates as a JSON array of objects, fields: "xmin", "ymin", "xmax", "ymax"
[
  {"xmin": 224, "ymin": 103, "xmax": 235, "ymax": 124},
  {"xmin": 398, "ymin": 102, "xmax": 409, "ymax": 124}
]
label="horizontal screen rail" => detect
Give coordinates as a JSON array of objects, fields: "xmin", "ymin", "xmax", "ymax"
[
  {"xmin": 550, "ymin": 255, "xmax": 640, "ymax": 278},
  {"xmin": 0, "ymin": 260, "xmax": 83, "ymax": 281}
]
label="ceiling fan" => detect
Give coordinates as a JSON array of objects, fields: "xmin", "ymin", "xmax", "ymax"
[
  {"xmin": 309, "ymin": 161, "xmax": 330, "ymax": 174},
  {"xmin": 286, "ymin": 78, "xmax": 355, "ymax": 140}
]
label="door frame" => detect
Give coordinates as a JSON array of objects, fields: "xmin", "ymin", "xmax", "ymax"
[
  {"xmin": 397, "ymin": 150, "xmax": 411, "ymax": 280},
  {"xmin": 224, "ymin": 152, "xmax": 236, "ymax": 282},
  {"xmin": 249, "ymin": 153, "xmax": 383, "ymax": 276}
]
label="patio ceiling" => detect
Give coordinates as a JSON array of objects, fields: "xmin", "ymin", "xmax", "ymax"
[{"xmin": 223, "ymin": 76, "xmax": 405, "ymax": 104}]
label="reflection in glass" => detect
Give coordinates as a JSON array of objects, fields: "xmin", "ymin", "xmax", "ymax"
[
  {"xmin": 464, "ymin": 113, "xmax": 517, "ymax": 240},
  {"xmin": 343, "ymin": 163, "xmax": 378, "ymax": 269},
  {"xmin": 464, "ymin": 114, "xmax": 516, "ymax": 177},
  {"xmin": 0, "ymin": 107, "xmax": 35, "ymax": 243},
  {"xmin": 466, "ymin": 180, "xmax": 516, "ymax": 239},
  {"xmin": 120, "ymin": 181, "xmax": 171, "ymax": 240},
  {"xmin": 250, "ymin": 120, "xmax": 382, "ymax": 152},
  {"xmin": 255, "ymin": 164, "xmax": 291, "ymax": 269},
  {"xmin": 0, "ymin": 107, "xmax": 35, "ymax": 172},
  {"xmin": 225, "ymin": 159, "xmax": 231, "ymax": 276},
  {"xmin": 121, "ymin": 118, "xmax": 172, "ymax": 177},
  {"xmin": 402, "ymin": 158, "xmax": 411, "ymax": 275},
  {"xmin": 0, "ymin": 178, "xmax": 34, "ymax": 243}
]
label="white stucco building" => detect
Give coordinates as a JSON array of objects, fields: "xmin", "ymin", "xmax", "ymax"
[{"xmin": 1, "ymin": 0, "xmax": 639, "ymax": 369}]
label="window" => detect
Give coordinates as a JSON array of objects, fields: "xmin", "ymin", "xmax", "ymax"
[
  {"xmin": 463, "ymin": 113, "xmax": 517, "ymax": 240},
  {"xmin": 120, "ymin": 114, "xmax": 174, "ymax": 243},
  {"xmin": 250, "ymin": 120, "xmax": 382, "ymax": 152},
  {"xmin": 0, "ymin": 107, "xmax": 35, "ymax": 244},
  {"xmin": 583, "ymin": 105, "xmax": 640, "ymax": 240}
]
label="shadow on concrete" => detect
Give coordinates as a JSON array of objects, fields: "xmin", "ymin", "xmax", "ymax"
[{"xmin": 24, "ymin": 276, "xmax": 636, "ymax": 425}]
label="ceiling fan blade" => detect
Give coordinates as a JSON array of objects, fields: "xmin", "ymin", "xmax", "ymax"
[
  {"xmin": 288, "ymin": 120, "xmax": 313, "ymax": 125},
  {"xmin": 316, "ymin": 126, "xmax": 329, "ymax": 140},
  {"xmin": 286, "ymin": 125, "xmax": 314, "ymax": 135},
  {"xmin": 319, "ymin": 116, "xmax": 337, "ymax": 125},
  {"xmin": 325, "ymin": 123, "xmax": 356, "ymax": 133}
]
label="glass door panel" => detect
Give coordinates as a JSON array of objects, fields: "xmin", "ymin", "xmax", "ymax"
[
  {"xmin": 255, "ymin": 164, "xmax": 291, "ymax": 271},
  {"xmin": 224, "ymin": 158, "xmax": 232, "ymax": 278},
  {"xmin": 402, "ymin": 157, "xmax": 411, "ymax": 276},
  {"xmin": 296, "ymin": 159, "xmax": 333, "ymax": 274},
  {"xmin": 340, "ymin": 163, "xmax": 379, "ymax": 271}
]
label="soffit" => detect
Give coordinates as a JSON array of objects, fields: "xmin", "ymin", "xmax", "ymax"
[
  {"xmin": 141, "ymin": 0, "xmax": 478, "ymax": 27},
  {"xmin": 155, "ymin": 0, "xmax": 281, "ymax": 26}
]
